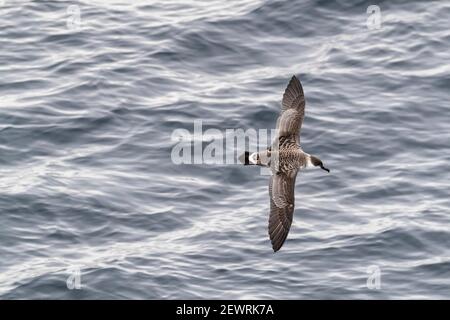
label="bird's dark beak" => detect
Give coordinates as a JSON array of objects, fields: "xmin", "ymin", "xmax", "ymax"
[{"xmin": 320, "ymin": 165, "xmax": 330, "ymax": 173}]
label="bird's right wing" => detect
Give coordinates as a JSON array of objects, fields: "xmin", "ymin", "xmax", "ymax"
[
  {"xmin": 268, "ymin": 170, "xmax": 297, "ymax": 252},
  {"xmin": 275, "ymin": 75, "xmax": 306, "ymax": 145},
  {"xmin": 282, "ymin": 75, "xmax": 305, "ymax": 112}
]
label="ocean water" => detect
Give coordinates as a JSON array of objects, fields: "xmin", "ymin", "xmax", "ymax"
[{"xmin": 1, "ymin": 0, "xmax": 449, "ymax": 299}]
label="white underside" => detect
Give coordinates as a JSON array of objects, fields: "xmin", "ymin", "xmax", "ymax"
[
  {"xmin": 249, "ymin": 152, "xmax": 258, "ymax": 164},
  {"xmin": 305, "ymin": 155, "xmax": 313, "ymax": 168}
]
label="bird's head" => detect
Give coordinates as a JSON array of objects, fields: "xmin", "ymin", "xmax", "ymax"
[{"xmin": 309, "ymin": 155, "xmax": 330, "ymax": 173}]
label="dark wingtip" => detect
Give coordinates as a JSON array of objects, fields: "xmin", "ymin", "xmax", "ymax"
[
  {"xmin": 291, "ymin": 74, "xmax": 300, "ymax": 83},
  {"xmin": 239, "ymin": 151, "xmax": 251, "ymax": 165},
  {"xmin": 272, "ymin": 245, "xmax": 282, "ymax": 253},
  {"xmin": 271, "ymin": 240, "xmax": 283, "ymax": 252}
]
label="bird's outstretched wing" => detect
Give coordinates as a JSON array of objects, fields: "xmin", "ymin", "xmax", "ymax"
[
  {"xmin": 268, "ymin": 170, "xmax": 298, "ymax": 252},
  {"xmin": 275, "ymin": 75, "xmax": 306, "ymax": 145}
]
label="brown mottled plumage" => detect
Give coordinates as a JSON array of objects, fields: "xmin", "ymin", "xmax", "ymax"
[{"xmin": 240, "ymin": 75, "xmax": 330, "ymax": 252}]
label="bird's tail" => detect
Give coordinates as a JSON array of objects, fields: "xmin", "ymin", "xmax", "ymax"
[{"xmin": 239, "ymin": 151, "xmax": 253, "ymax": 165}]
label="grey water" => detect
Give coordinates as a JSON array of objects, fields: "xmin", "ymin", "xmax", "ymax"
[{"xmin": 0, "ymin": 0, "xmax": 449, "ymax": 299}]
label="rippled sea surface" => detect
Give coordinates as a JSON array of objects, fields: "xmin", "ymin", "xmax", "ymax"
[{"xmin": 1, "ymin": 0, "xmax": 449, "ymax": 299}]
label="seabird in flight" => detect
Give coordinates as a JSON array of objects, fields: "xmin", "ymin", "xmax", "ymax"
[{"xmin": 239, "ymin": 75, "xmax": 330, "ymax": 252}]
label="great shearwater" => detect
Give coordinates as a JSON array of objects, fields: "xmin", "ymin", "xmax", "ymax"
[{"xmin": 239, "ymin": 75, "xmax": 330, "ymax": 252}]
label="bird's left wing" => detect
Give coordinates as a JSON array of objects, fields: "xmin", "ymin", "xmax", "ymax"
[
  {"xmin": 275, "ymin": 75, "xmax": 306, "ymax": 145},
  {"xmin": 268, "ymin": 170, "xmax": 298, "ymax": 252}
]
